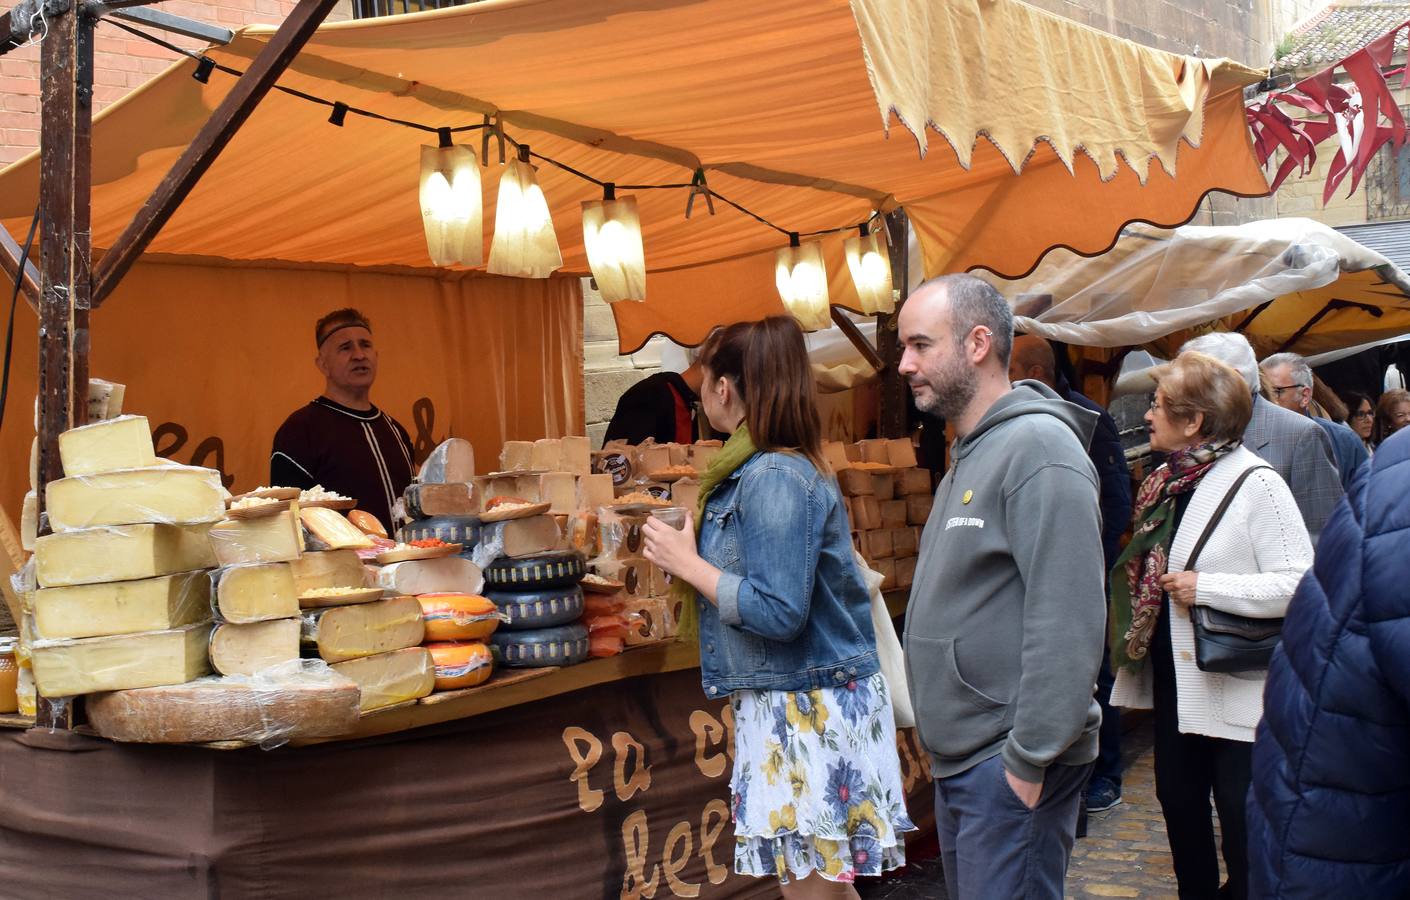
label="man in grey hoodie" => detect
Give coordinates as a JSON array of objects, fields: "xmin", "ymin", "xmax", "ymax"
[{"xmin": 899, "ymin": 274, "xmax": 1107, "ymax": 900}]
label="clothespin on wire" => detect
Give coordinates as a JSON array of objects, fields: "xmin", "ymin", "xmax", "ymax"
[
  {"xmin": 481, "ymin": 114, "xmax": 506, "ymax": 166},
  {"xmin": 686, "ymin": 168, "xmax": 715, "ymax": 218}
]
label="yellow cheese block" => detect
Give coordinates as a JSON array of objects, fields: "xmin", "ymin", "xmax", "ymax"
[
  {"xmin": 208, "ymin": 506, "xmax": 305, "ymax": 566},
  {"xmin": 213, "ymin": 563, "xmax": 299, "ymax": 623},
  {"xmin": 20, "ymin": 490, "xmax": 37, "ymax": 551},
  {"xmin": 559, "ymin": 435, "xmax": 591, "ymax": 476},
  {"xmin": 33, "ymin": 570, "xmax": 210, "ymax": 640},
  {"xmin": 208, "ymin": 619, "xmax": 301, "ymax": 676},
  {"xmin": 301, "ymin": 595, "xmax": 425, "ymax": 663},
  {"xmin": 34, "ymin": 523, "xmax": 217, "ymax": 588},
  {"xmin": 331, "ymin": 647, "xmax": 435, "ymax": 712},
  {"xmin": 289, "ymin": 550, "xmax": 368, "ymax": 594},
  {"xmin": 498, "ymin": 440, "xmax": 533, "ymax": 472},
  {"xmin": 45, "ymin": 465, "xmax": 226, "ymax": 531},
  {"xmin": 298, "ymin": 507, "xmax": 373, "ymax": 550},
  {"xmin": 57, "ymin": 414, "xmax": 157, "ymax": 477},
  {"xmin": 30, "ymin": 623, "xmax": 211, "ymax": 697}
]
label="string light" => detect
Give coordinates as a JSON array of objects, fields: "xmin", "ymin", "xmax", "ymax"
[
  {"xmin": 776, "ymin": 233, "xmax": 831, "ymax": 332},
  {"xmin": 582, "ymin": 184, "xmax": 646, "ymax": 302},
  {"xmin": 419, "ymin": 128, "xmax": 483, "ymax": 267},
  {"xmin": 845, "ymin": 222, "xmax": 894, "ymax": 315},
  {"xmin": 107, "ymin": 19, "xmax": 898, "ymax": 319},
  {"xmin": 487, "ymin": 144, "xmax": 562, "ymax": 279}
]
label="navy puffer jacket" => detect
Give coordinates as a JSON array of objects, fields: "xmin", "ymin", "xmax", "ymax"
[{"xmin": 1249, "ymin": 428, "xmax": 1410, "ymax": 898}]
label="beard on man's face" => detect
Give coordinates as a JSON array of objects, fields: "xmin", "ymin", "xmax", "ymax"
[{"xmin": 909, "ymin": 348, "xmax": 977, "ymax": 422}]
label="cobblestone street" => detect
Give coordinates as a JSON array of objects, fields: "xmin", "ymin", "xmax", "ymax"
[{"xmin": 862, "ymin": 716, "xmax": 1203, "ymax": 899}]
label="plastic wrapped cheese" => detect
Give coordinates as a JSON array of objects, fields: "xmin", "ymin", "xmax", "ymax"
[
  {"xmin": 208, "ymin": 619, "xmax": 301, "ymax": 676},
  {"xmin": 30, "ymin": 622, "xmax": 212, "ymax": 697},
  {"xmin": 56, "ymin": 414, "xmax": 156, "ymax": 477},
  {"xmin": 332, "ymin": 647, "xmax": 435, "ymax": 712},
  {"xmin": 34, "ymin": 523, "xmax": 216, "ymax": 588},
  {"xmin": 33, "ymin": 570, "xmax": 210, "ymax": 640},
  {"xmin": 377, "ymin": 556, "xmax": 482, "ymax": 596},
  {"xmin": 84, "ymin": 659, "xmax": 359, "ymax": 747},
  {"xmin": 300, "ymin": 595, "xmax": 425, "ymax": 663},
  {"xmin": 208, "ymin": 507, "xmax": 305, "ymax": 566},
  {"xmin": 45, "ymin": 465, "xmax": 225, "ymax": 531},
  {"xmin": 211, "ymin": 563, "xmax": 299, "ymax": 623}
]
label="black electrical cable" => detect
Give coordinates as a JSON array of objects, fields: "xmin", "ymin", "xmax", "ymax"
[
  {"xmin": 102, "ymin": 18, "xmax": 883, "ymax": 241},
  {"xmin": 0, "ymin": 204, "xmax": 41, "ymax": 434}
]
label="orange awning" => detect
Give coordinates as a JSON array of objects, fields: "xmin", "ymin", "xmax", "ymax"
[{"xmin": 0, "ymin": 0, "xmax": 1270, "ymax": 353}]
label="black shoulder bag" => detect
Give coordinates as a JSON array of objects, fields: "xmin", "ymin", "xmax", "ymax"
[{"xmin": 1182, "ymin": 465, "xmax": 1284, "ymax": 673}]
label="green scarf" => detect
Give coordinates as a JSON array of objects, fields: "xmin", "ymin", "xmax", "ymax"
[
  {"xmin": 1108, "ymin": 440, "xmax": 1236, "ymax": 673},
  {"xmin": 673, "ymin": 424, "xmax": 758, "ymax": 642}
]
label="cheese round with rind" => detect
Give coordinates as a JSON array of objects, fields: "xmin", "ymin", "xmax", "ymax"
[
  {"xmin": 425, "ymin": 641, "xmax": 494, "ymax": 690},
  {"xmin": 489, "ymin": 623, "xmax": 589, "ymax": 668},
  {"xmin": 484, "ymin": 585, "xmax": 583, "ymax": 631},
  {"xmin": 417, "ymin": 594, "xmax": 499, "ymax": 642}
]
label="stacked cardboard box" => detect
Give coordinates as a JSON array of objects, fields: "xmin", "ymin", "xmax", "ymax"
[{"xmin": 829, "ymin": 437, "xmax": 930, "ymax": 592}]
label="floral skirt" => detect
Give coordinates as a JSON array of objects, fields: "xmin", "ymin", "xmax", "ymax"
[{"xmin": 729, "ymin": 673, "xmax": 916, "ymax": 884}]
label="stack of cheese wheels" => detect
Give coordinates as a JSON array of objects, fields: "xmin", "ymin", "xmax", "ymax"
[
  {"xmin": 418, "ymin": 593, "xmax": 498, "ymax": 691},
  {"xmin": 483, "ymin": 551, "xmax": 590, "ymax": 668}
]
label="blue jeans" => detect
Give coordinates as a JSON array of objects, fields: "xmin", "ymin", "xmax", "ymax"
[{"xmin": 934, "ymin": 755, "xmax": 1093, "ymax": 900}]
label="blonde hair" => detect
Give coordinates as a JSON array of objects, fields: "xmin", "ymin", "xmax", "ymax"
[{"xmin": 1152, "ymin": 351, "xmax": 1253, "ymax": 444}]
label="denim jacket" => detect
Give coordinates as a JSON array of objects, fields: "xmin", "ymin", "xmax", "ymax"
[{"xmin": 696, "ymin": 450, "xmax": 878, "ymax": 697}]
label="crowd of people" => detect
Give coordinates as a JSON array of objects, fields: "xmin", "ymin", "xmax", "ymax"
[{"xmin": 638, "ymin": 273, "xmax": 1408, "ymax": 900}]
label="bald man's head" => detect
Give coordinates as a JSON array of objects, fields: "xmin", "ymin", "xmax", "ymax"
[{"xmin": 1009, "ymin": 334, "xmax": 1057, "ymax": 388}]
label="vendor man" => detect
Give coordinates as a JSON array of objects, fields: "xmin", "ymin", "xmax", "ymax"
[
  {"xmin": 604, "ymin": 359, "xmax": 712, "ymax": 445},
  {"xmin": 270, "ymin": 308, "xmax": 414, "ymax": 533}
]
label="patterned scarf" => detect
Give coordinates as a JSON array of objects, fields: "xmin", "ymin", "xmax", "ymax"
[
  {"xmin": 1108, "ymin": 440, "xmax": 1238, "ymax": 673},
  {"xmin": 673, "ymin": 424, "xmax": 758, "ymax": 643}
]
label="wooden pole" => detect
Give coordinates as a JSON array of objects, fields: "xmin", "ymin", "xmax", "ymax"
[
  {"xmin": 34, "ymin": 0, "xmax": 94, "ymax": 730},
  {"xmin": 877, "ymin": 209, "xmax": 911, "ymax": 439},
  {"xmin": 90, "ymin": 0, "xmax": 340, "ymax": 306}
]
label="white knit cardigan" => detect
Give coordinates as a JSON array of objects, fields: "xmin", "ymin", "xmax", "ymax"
[{"xmin": 1110, "ymin": 445, "xmax": 1314, "ymax": 742}]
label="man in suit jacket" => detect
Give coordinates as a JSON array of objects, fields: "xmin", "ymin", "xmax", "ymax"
[
  {"xmin": 1182, "ymin": 334, "xmax": 1341, "ymax": 542},
  {"xmin": 1259, "ymin": 352, "xmax": 1368, "ymax": 492}
]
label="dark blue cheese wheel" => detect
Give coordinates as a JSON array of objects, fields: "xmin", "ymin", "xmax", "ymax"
[
  {"xmin": 483, "ymin": 550, "xmax": 585, "ymax": 590},
  {"xmin": 398, "ymin": 515, "xmax": 482, "ymax": 546},
  {"xmin": 490, "ymin": 623, "xmax": 590, "ymax": 668},
  {"xmin": 485, "ymin": 585, "xmax": 584, "ymax": 631}
]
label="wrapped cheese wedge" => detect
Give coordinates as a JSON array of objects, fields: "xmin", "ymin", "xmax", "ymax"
[
  {"xmin": 301, "ymin": 595, "xmax": 424, "ymax": 663},
  {"xmin": 299, "ymin": 507, "xmax": 374, "ymax": 551},
  {"xmin": 208, "ymin": 619, "xmax": 301, "ymax": 676},
  {"xmin": 332, "ymin": 647, "xmax": 435, "ymax": 712}
]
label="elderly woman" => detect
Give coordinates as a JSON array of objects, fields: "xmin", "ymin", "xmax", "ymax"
[
  {"xmin": 1110, "ymin": 351, "xmax": 1313, "ymax": 900},
  {"xmin": 1372, "ymin": 388, "xmax": 1410, "ymax": 448}
]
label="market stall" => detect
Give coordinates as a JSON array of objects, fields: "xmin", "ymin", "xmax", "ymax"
[{"xmin": 0, "ymin": 0, "xmax": 1279, "ymax": 895}]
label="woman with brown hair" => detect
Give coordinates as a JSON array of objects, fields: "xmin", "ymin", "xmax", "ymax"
[
  {"xmin": 1110, "ymin": 351, "xmax": 1312, "ymax": 900},
  {"xmin": 1372, "ymin": 388, "xmax": 1410, "ymax": 448},
  {"xmin": 643, "ymin": 316, "xmax": 913, "ymax": 898}
]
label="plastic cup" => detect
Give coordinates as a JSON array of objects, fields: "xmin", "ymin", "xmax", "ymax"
[{"xmin": 650, "ymin": 506, "xmax": 689, "ymax": 530}]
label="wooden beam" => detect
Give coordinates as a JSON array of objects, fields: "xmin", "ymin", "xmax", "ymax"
[
  {"xmin": 877, "ymin": 209, "xmax": 911, "ymax": 439},
  {"xmin": 90, "ymin": 0, "xmax": 339, "ymax": 306},
  {"xmin": 34, "ymin": 0, "xmax": 94, "ymax": 729},
  {"xmin": 0, "ymin": 222, "xmax": 40, "ymax": 312},
  {"xmin": 829, "ymin": 307, "xmax": 884, "ymax": 372}
]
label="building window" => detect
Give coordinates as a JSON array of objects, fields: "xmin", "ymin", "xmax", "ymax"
[
  {"xmin": 351, "ymin": 0, "xmax": 473, "ymax": 19},
  {"xmin": 1367, "ymin": 107, "xmax": 1410, "ymax": 220}
]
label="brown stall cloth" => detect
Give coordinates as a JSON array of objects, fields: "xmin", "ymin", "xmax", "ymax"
[{"xmin": 0, "ymin": 668, "xmax": 935, "ymax": 899}]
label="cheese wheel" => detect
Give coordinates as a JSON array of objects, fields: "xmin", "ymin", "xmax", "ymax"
[
  {"xmin": 399, "ymin": 515, "xmax": 481, "ymax": 546},
  {"xmin": 490, "ymin": 623, "xmax": 589, "ymax": 668},
  {"xmin": 485, "ymin": 585, "xmax": 584, "ymax": 631},
  {"xmin": 425, "ymin": 641, "xmax": 494, "ymax": 690},
  {"xmin": 483, "ymin": 550, "xmax": 585, "ymax": 590},
  {"xmin": 416, "ymin": 594, "xmax": 500, "ymax": 642}
]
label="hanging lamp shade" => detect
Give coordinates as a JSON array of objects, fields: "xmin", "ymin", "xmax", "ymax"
[
  {"xmin": 487, "ymin": 148, "xmax": 562, "ymax": 278},
  {"xmin": 845, "ymin": 226, "xmax": 894, "ymax": 315},
  {"xmin": 582, "ymin": 190, "xmax": 646, "ymax": 302},
  {"xmin": 418, "ymin": 140, "xmax": 483, "ymax": 267},
  {"xmin": 775, "ymin": 237, "xmax": 831, "ymax": 332}
]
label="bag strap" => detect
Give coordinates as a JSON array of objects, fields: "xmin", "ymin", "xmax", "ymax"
[{"xmin": 1183, "ymin": 465, "xmax": 1273, "ymax": 572}]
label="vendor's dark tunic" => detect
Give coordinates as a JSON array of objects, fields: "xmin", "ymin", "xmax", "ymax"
[
  {"xmin": 603, "ymin": 372, "xmax": 706, "ymax": 445},
  {"xmin": 270, "ymin": 397, "xmax": 414, "ymax": 533}
]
